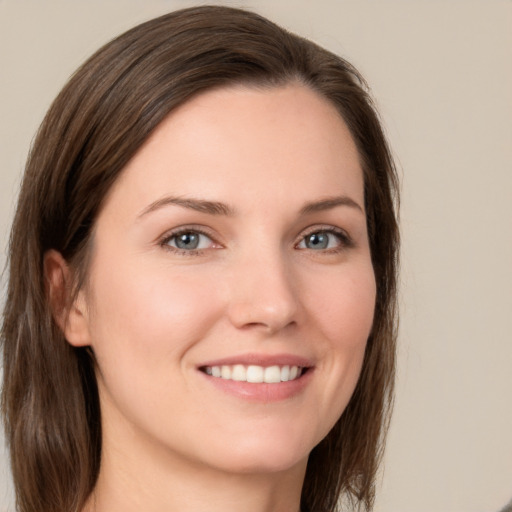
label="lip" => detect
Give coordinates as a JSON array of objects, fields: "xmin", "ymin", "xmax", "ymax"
[
  {"xmin": 198, "ymin": 352, "xmax": 314, "ymax": 368},
  {"xmin": 197, "ymin": 353, "xmax": 315, "ymax": 402}
]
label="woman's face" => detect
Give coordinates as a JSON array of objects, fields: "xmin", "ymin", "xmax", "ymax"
[{"xmin": 75, "ymin": 84, "xmax": 376, "ymax": 475}]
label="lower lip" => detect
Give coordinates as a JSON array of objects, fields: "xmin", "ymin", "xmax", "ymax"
[{"xmin": 199, "ymin": 369, "xmax": 313, "ymax": 402}]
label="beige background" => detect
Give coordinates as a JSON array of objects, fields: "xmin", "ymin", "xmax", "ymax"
[{"xmin": 1, "ymin": 1, "xmax": 511, "ymax": 511}]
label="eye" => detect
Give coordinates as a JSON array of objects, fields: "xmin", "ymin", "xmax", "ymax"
[
  {"xmin": 297, "ymin": 229, "xmax": 351, "ymax": 251},
  {"xmin": 163, "ymin": 229, "xmax": 216, "ymax": 252}
]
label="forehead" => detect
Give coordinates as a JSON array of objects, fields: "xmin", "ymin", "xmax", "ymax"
[{"xmin": 103, "ymin": 83, "xmax": 364, "ymax": 216}]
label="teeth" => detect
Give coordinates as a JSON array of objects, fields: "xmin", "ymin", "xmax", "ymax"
[
  {"xmin": 264, "ymin": 365, "xmax": 281, "ymax": 383},
  {"xmin": 246, "ymin": 365, "xmax": 264, "ymax": 383},
  {"xmin": 221, "ymin": 365, "xmax": 231, "ymax": 379},
  {"xmin": 231, "ymin": 364, "xmax": 246, "ymax": 381},
  {"xmin": 203, "ymin": 364, "xmax": 303, "ymax": 383}
]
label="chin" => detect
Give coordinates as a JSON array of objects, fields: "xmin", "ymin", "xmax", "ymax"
[
  {"xmin": 197, "ymin": 428, "xmax": 316, "ymax": 475},
  {"xmin": 210, "ymin": 450, "xmax": 308, "ymax": 476}
]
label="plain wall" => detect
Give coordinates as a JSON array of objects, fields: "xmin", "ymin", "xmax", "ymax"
[{"xmin": 1, "ymin": 1, "xmax": 511, "ymax": 511}]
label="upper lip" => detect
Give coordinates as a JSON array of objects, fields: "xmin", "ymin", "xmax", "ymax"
[{"xmin": 198, "ymin": 353, "xmax": 314, "ymax": 369}]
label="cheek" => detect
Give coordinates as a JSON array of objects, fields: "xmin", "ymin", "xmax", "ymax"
[
  {"xmin": 303, "ymin": 262, "xmax": 376, "ymax": 421},
  {"xmin": 84, "ymin": 256, "xmax": 228, "ymax": 436},
  {"xmin": 309, "ymin": 262, "xmax": 376, "ymax": 346},
  {"xmin": 85, "ymin": 255, "xmax": 224, "ymax": 370}
]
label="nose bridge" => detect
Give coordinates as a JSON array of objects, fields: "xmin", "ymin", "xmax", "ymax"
[{"xmin": 227, "ymin": 240, "xmax": 299, "ymax": 332}]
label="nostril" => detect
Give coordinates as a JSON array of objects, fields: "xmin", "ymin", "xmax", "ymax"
[{"xmin": 228, "ymin": 301, "xmax": 298, "ymax": 333}]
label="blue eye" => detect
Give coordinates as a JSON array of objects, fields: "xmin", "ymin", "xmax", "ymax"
[
  {"xmin": 165, "ymin": 231, "xmax": 214, "ymax": 251},
  {"xmin": 298, "ymin": 230, "xmax": 348, "ymax": 251}
]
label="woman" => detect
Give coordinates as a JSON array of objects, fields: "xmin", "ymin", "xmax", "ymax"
[{"xmin": 1, "ymin": 6, "xmax": 399, "ymax": 512}]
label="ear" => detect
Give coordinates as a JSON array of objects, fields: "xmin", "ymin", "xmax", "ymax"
[{"xmin": 44, "ymin": 249, "xmax": 91, "ymax": 347}]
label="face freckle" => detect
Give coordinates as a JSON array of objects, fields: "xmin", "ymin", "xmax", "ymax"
[{"xmin": 78, "ymin": 83, "xmax": 376, "ymax": 477}]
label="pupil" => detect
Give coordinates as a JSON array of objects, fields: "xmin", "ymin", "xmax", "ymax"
[
  {"xmin": 307, "ymin": 233, "xmax": 328, "ymax": 249},
  {"xmin": 176, "ymin": 232, "xmax": 199, "ymax": 250}
]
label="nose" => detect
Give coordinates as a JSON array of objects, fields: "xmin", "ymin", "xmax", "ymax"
[{"xmin": 226, "ymin": 249, "xmax": 299, "ymax": 334}]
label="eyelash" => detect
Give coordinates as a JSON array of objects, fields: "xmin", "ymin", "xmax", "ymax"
[
  {"xmin": 159, "ymin": 226, "xmax": 218, "ymax": 257},
  {"xmin": 159, "ymin": 225, "xmax": 354, "ymax": 257},
  {"xmin": 296, "ymin": 226, "xmax": 354, "ymax": 253}
]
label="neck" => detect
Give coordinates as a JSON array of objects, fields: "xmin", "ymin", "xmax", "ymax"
[
  {"xmin": 83, "ymin": 409, "xmax": 307, "ymax": 512},
  {"xmin": 87, "ymin": 463, "xmax": 305, "ymax": 512}
]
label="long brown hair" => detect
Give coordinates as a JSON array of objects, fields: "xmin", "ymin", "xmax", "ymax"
[{"xmin": 1, "ymin": 6, "xmax": 399, "ymax": 512}]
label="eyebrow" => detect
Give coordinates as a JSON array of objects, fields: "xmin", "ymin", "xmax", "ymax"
[
  {"xmin": 137, "ymin": 196, "xmax": 236, "ymax": 219},
  {"xmin": 299, "ymin": 196, "xmax": 364, "ymax": 215},
  {"xmin": 137, "ymin": 194, "xmax": 363, "ymax": 220}
]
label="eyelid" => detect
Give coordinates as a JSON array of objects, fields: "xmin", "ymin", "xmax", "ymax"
[
  {"xmin": 295, "ymin": 225, "xmax": 354, "ymax": 251},
  {"xmin": 159, "ymin": 225, "xmax": 222, "ymax": 255},
  {"xmin": 157, "ymin": 223, "xmax": 354, "ymax": 256}
]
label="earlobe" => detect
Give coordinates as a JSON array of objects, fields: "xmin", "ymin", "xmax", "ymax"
[{"xmin": 44, "ymin": 249, "xmax": 91, "ymax": 347}]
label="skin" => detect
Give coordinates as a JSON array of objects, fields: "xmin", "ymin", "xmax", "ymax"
[{"xmin": 47, "ymin": 83, "xmax": 376, "ymax": 512}]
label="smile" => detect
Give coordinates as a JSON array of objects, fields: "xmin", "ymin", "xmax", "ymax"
[{"xmin": 201, "ymin": 364, "xmax": 304, "ymax": 383}]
